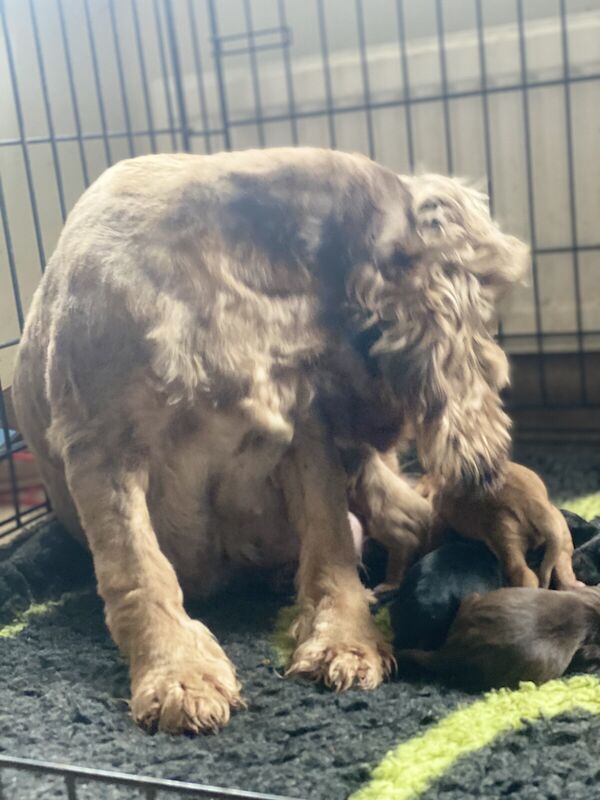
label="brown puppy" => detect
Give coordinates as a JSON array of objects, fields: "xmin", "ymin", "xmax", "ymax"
[
  {"xmin": 421, "ymin": 463, "xmax": 581, "ymax": 589},
  {"xmin": 398, "ymin": 586, "xmax": 600, "ymax": 690}
]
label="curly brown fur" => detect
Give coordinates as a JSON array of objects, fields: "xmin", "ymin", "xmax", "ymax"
[
  {"xmin": 422, "ymin": 462, "xmax": 581, "ymax": 589},
  {"xmin": 13, "ymin": 147, "xmax": 527, "ymax": 733},
  {"xmin": 398, "ymin": 586, "xmax": 600, "ymax": 690},
  {"xmin": 348, "ymin": 175, "xmax": 527, "ymax": 494}
]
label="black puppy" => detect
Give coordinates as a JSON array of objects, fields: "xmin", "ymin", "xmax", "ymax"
[
  {"xmin": 569, "ymin": 512, "xmax": 600, "ymax": 585},
  {"xmin": 388, "ymin": 511, "xmax": 600, "ymax": 652},
  {"xmin": 390, "ymin": 538, "xmax": 503, "ymax": 650}
]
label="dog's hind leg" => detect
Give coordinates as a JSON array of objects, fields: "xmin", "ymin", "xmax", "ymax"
[
  {"xmin": 281, "ymin": 416, "xmax": 394, "ymax": 690},
  {"xmin": 63, "ymin": 444, "xmax": 242, "ymax": 734}
]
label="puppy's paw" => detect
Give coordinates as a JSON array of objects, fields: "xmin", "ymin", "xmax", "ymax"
[
  {"xmin": 131, "ymin": 657, "xmax": 242, "ymax": 735},
  {"xmin": 287, "ymin": 612, "xmax": 394, "ymax": 691}
]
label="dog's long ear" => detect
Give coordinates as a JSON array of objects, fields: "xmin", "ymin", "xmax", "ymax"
[
  {"xmin": 346, "ymin": 173, "xmax": 529, "ymax": 495},
  {"xmin": 351, "ymin": 256, "xmax": 512, "ymax": 495},
  {"xmin": 347, "ymin": 175, "xmax": 530, "ymax": 496}
]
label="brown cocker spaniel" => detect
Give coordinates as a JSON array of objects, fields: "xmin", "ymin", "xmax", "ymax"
[{"xmin": 13, "ymin": 147, "xmax": 528, "ymax": 733}]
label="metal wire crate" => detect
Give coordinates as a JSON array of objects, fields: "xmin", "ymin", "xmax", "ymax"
[
  {"xmin": 0, "ymin": 1, "xmax": 599, "ymax": 795},
  {"xmin": 0, "ymin": 756, "xmax": 302, "ymax": 800}
]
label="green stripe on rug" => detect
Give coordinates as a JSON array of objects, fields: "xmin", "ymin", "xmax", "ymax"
[
  {"xmin": 0, "ymin": 591, "xmax": 87, "ymax": 639},
  {"xmin": 562, "ymin": 492, "xmax": 600, "ymax": 521},
  {"xmin": 351, "ymin": 675, "xmax": 600, "ymax": 800},
  {"xmin": 271, "ymin": 605, "xmax": 393, "ymax": 667}
]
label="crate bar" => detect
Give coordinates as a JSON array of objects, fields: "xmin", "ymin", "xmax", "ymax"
[
  {"xmin": 214, "ymin": 39, "xmax": 291, "ymax": 58},
  {"xmin": 216, "ymin": 26, "xmax": 290, "ymax": 55},
  {"xmin": 0, "ymin": 177, "xmax": 24, "ymax": 334},
  {"xmin": 0, "ymin": 127, "xmax": 191, "ymax": 149},
  {"xmin": 515, "ymin": 0, "xmax": 547, "ymax": 403},
  {"xmin": 153, "ymin": 0, "xmax": 178, "ymax": 150},
  {"xmin": 395, "ymin": 0, "xmax": 415, "ymax": 170},
  {"xmin": 187, "ymin": 0, "xmax": 213, "ymax": 153},
  {"xmin": 536, "ymin": 243, "xmax": 600, "ymax": 255},
  {"xmin": 278, "ymin": 0, "xmax": 299, "ymax": 145},
  {"xmin": 500, "ymin": 330, "xmax": 600, "ymax": 341},
  {"xmin": 28, "ymin": 0, "xmax": 67, "ymax": 222},
  {"xmin": 434, "ymin": 0, "xmax": 453, "ymax": 173},
  {"xmin": 164, "ymin": 0, "xmax": 191, "ymax": 152},
  {"xmin": 131, "ymin": 0, "xmax": 158, "ymax": 154},
  {"xmin": 108, "ymin": 0, "xmax": 135, "ymax": 157},
  {"xmin": 208, "ymin": 0, "xmax": 232, "ymax": 150},
  {"xmin": 0, "ymin": 339, "xmax": 20, "ymax": 351},
  {"xmin": 558, "ymin": 0, "xmax": 587, "ymax": 404},
  {"xmin": 0, "ymin": 437, "xmax": 28, "ymax": 464},
  {"xmin": 510, "ymin": 422, "xmax": 600, "ymax": 429},
  {"xmin": 315, "ymin": 0, "xmax": 337, "ymax": 148},
  {"xmin": 0, "ymin": 507, "xmax": 50, "ymax": 536},
  {"xmin": 0, "ymin": 382, "xmax": 20, "ymax": 529},
  {"xmin": 56, "ymin": 0, "xmax": 91, "ymax": 185},
  {"xmin": 474, "ymin": 0, "xmax": 494, "ymax": 212},
  {"xmin": 474, "ymin": 0, "xmax": 502, "ymax": 341},
  {"xmin": 2, "ymin": 72, "xmax": 599, "ymax": 152},
  {"xmin": 355, "ymin": 0, "xmax": 375, "ymax": 159},
  {"xmin": 82, "ymin": 0, "xmax": 112, "ymax": 166},
  {"xmin": 0, "ymin": 755, "xmax": 303, "ymax": 799},
  {"xmin": 0, "ymin": 0, "xmax": 46, "ymax": 270},
  {"xmin": 242, "ymin": 0, "xmax": 266, "ymax": 148},
  {"xmin": 509, "ymin": 412, "xmax": 600, "ymax": 419},
  {"xmin": 0, "ymin": 504, "xmax": 51, "ymax": 535},
  {"xmin": 191, "ymin": 70, "xmax": 600, "ymax": 131},
  {"xmin": 215, "ymin": 26, "xmax": 288, "ymax": 44},
  {"xmin": 65, "ymin": 774, "xmax": 77, "ymax": 800},
  {"xmin": 0, "ymin": 513, "xmax": 50, "ymax": 539}
]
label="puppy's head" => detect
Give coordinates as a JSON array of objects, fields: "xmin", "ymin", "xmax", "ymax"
[{"xmin": 349, "ymin": 173, "xmax": 529, "ymax": 495}]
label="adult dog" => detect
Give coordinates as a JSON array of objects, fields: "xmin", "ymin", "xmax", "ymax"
[{"xmin": 13, "ymin": 147, "xmax": 528, "ymax": 733}]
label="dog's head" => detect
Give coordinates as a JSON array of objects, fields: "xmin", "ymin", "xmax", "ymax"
[
  {"xmin": 407, "ymin": 174, "xmax": 529, "ymax": 300},
  {"xmin": 348, "ymin": 173, "xmax": 530, "ymax": 495}
]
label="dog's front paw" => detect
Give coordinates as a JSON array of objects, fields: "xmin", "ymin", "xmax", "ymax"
[
  {"xmin": 131, "ymin": 657, "xmax": 242, "ymax": 734},
  {"xmin": 287, "ymin": 609, "xmax": 394, "ymax": 690},
  {"xmin": 288, "ymin": 633, "xmax": 394, "ymax": 691}
]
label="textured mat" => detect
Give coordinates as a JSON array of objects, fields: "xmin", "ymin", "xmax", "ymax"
[{"xmin": 0, "ymin": 444, "xmax": 599, "ymax": 800}]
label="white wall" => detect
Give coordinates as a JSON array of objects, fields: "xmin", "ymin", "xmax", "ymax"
[{"xmin": 1, "ymin": 0, "xmax": 599, "ymax": 388}]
